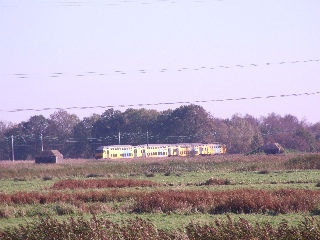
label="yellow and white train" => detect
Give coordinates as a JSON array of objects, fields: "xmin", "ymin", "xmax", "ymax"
[{"xmin": 95, "ymin": 143, "xmax": 226, "ymax": 159}]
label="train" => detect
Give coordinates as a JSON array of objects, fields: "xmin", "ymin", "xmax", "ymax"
[{"xmin": 95, "ymin": 142, "xmax": 226, "ymax": 159}]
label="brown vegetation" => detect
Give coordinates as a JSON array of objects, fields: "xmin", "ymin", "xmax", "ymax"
[
  {"xmin": 133, "ymin": 189, "xmax": 320, "ymax": 214},
  {"xmin": 0, "ymin": 190, "xmax": 139, "ymax": 205},
  {"xmin": 1, "ymin": 216, "xmax": 320, "ymax": 240}
]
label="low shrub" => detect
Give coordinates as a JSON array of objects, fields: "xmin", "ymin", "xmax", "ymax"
[
  {"xmin": 55, "ymin": 203, "xmax": 78, "ymax": 216},
  {"xmin": 86, "ymin": 173, "xmax": 105, "ymax": 178},
  {"xmin": 257, "ymin": 169, "xmax": 271, "ymax": 174},
  {"xmin": 196, "ymin": 178, "xmax": 232, "ymax": 186},
  {"xmin": 42, "ymin": 175, "xmax": 53, "ymax": 181},
  {"xmin": 144, "ymin": 172, "xmax": 155, "ymax": 177}
]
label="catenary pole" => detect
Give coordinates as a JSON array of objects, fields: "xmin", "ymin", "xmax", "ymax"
[{"xmin": 11, "ymin": 135, "xmax": 14, "ymax": 162}]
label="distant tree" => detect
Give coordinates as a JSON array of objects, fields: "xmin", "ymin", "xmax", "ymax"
[
  {"xmin": 151, "ymin": 109, "xmax": 173, "ymax": 143},
  {"xmin": 310, "ymin": 122, "xmax": 320, "ymax": 151},
  {"xmin": 46, "ymin": 110, "xmax": 80, "ymax": 157},
  {"xmin": 0, "ymin": 121, "xmax": 14, "ymax": 160},
  {"xmin": 92, "ymin": 109, "xmax": 125, "ymax": 145},
  {"xmin": 20, "ymin": 115, "xmax": 50, "ymax": 158},
  {"xmin": 158, "ymin": 104, "xmax": 215, "ymax": 143},
  {"xmin": 48, "ymin": 110, "xmax": 80, "ymax": 137},
  {"xmin": 70, "ymin": 114, "xmax": 100, "ymax": 158},
  {"xmin": 224, "ymin": 114, "xmax": 263, "ymax": 154},
  {"xmin": 260, "ymin": 113, "xmax": 316, "ymax": 152},
  {"xmin": 122, "ymin": 108, "xmax": 159, "ymax": 144},
  {"xmin": 3, "ymin": 124, "xmax": 26, "ymax": 160}
]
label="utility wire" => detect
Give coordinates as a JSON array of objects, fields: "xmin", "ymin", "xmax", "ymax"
[
  {"xmin": 6, "ymin": 59, "xmax": 319, "ymax": 79},
  {"xmin": 0, "ymin": 0, "xmax": 225, "ymax": 8},
  {"xmin": 0, "ymin": 91, "xmax": 319, "ymax": 113}
]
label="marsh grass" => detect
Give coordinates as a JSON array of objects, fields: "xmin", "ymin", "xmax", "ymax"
[
  {"xmin": 1, "ymin": 215, "xmax": 320, "ymax": 239},
  {"xmin": 1, "ymin": 153, "xmax": 320, "ymax": 237},
  {"xmin": 0, "ymin": 154, "xmax": 295, "ymax": 180}
]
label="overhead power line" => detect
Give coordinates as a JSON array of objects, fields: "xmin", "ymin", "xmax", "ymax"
[
  {"xmin": 6, "ymin": 59, "xmax": 319, "ymax": 79},
  {"xmin": 0, "ymin": 91, "xmax": 319, "ymax": 113},
  {"xmin": 0, "ymin": 0, "xmax": 224, "ymax": 8}
]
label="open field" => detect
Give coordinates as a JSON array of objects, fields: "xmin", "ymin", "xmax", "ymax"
[{"xmin": 0, "ymin": 153, "xmax": 320, "ymax": 239}]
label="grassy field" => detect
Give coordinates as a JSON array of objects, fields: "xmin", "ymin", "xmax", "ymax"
[{"xmin": 0, "ymin": 153, "xmax": 320, "ymax": 238}]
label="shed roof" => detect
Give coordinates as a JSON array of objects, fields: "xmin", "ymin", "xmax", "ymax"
[
  {"xmin": 36, "ymin": 150, "xmax": 63, "ymax": 157},
  {"xmin": 261, "ymin": 142, "xmax": 283, "ymax": 150}
]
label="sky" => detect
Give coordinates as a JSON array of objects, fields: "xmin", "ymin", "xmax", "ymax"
[{"xmin": 1, "ymin": 0, "xmax": 320, "ymax": 124}]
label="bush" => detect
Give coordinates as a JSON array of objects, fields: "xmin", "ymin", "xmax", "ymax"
[
  {"xmin": 42, "ymin": 175, "xmax": 53, "ymax": 181},
  {"xmin": 257, "ymin": 169, "xmax": 271, "ymax": 174},
  {"xmin": 197, "ymin": 178, "xmax": 232, "ymax": 186}
]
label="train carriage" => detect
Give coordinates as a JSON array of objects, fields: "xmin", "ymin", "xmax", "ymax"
[
  {"xmin": 143, "ymin": 144, "xmax": 170, "ymax": 158},
  {"xmin": 95, "ymin": 142, "xmax": 226, "ymax": 160},
  {"xmin": 95, "ymin": 145, "xmax": 133, "ymax": 159}
]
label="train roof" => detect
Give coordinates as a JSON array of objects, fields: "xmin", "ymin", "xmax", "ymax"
[
  {"xmin": 96, "ymin": 143, "xmax": 225, "ymax": 150},
  {"xmin": 96, "ymin": 145, "xmax": 133, "ymax": 150}
]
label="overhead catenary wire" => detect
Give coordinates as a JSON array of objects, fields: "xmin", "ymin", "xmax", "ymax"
[
  {"xmin": 0, "ymin": 91, "xmax": 319, "ymax": 113},
  {"xmin": 2, "ymin": 128, "xmax": 308, "ymax": 146}
]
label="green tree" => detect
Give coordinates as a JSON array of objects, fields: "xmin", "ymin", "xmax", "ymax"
[
  {"xmin": 0, "ymin": 121, "xmax": 14, "ymax": 160},
  {"xmin": 122, "ymin": 108, "xmax": 159, "ymax": 144},
  {"xmin": 70, "ymin": 114, "xmax": 100, "ymax": 158},
  {"xmin": 46, "ymin": 110, "xmax": 80, "ymax": 157},
  {"xmin": 158, "ymin": 104, "xmax": 215, "ymax": 143},
  {"xmin": 92, "ymin": 109, "xmax": 125, "ymax": 145}
]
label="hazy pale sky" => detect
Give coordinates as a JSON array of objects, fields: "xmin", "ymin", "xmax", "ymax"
[{"xmin": 1, "ymin": 0, "xmax": 319, "ymax": 124}]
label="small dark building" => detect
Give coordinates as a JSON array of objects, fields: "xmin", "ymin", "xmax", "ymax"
[
  {"xmin": 261, "ymin": 142, "xmax": 284, "ymax": 154},
  {"xmin": 35, "ymin": 150, "xmax": 63, "ymax": 164}
]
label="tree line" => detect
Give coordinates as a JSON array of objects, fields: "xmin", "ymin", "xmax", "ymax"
[{"xmin": 0, "ymin": 104, "xmax": 319, "ymax": 160}]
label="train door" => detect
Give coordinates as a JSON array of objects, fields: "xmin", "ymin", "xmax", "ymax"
[
  {"xmin": 142, "ymin": 147, "xmax": 147, "ymax": 157},
  {"xmin": 199, "ymin": 147, "xmax": 203, "ymax": 155},
  {"xmin": 190, "ymin": 145, "xmax": 196, "ymax": 156},
  {"xmin": 174, "ymin": 147, "xmax": 179, "ymax": 156},
  {"xmin": 134, "ymin": 148, "xmax": 138, "ymax": 158}
]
